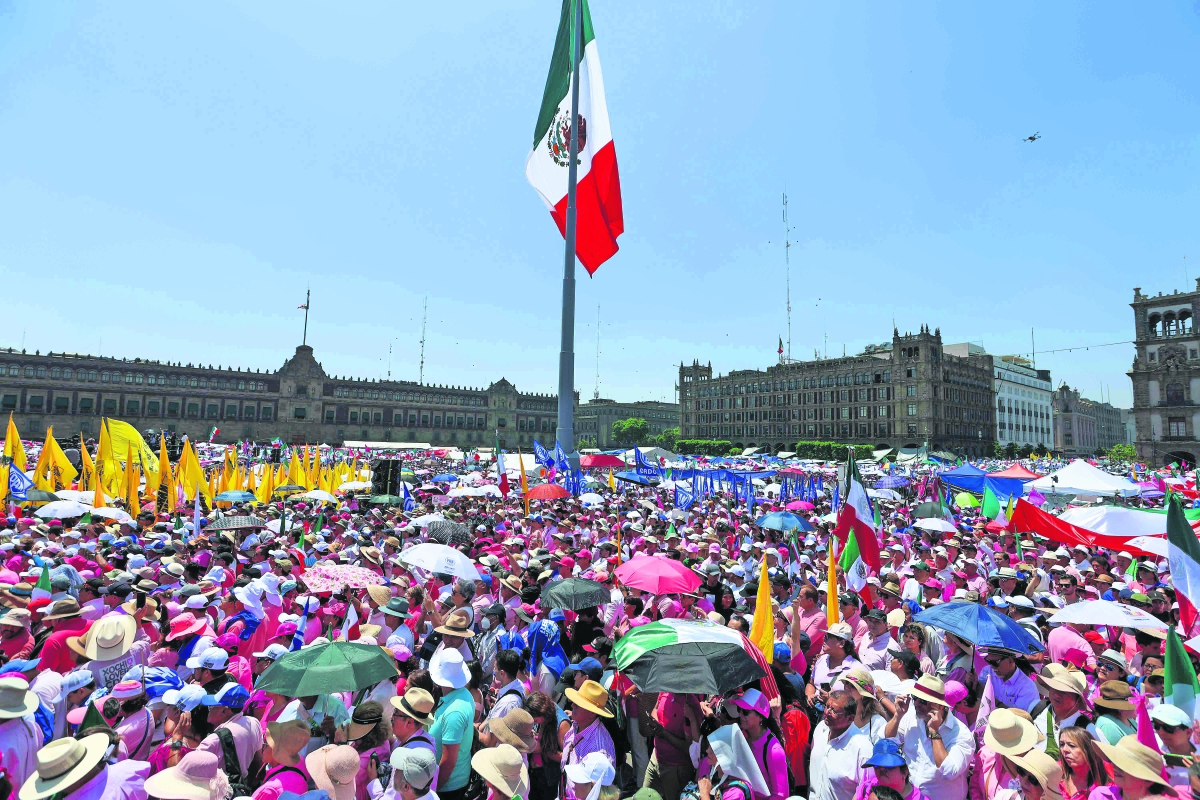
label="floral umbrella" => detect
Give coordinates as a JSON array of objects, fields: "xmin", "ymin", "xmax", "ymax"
[{"xmin": 301, "ymin": 564, "xmax": 385, "ymax": 592}]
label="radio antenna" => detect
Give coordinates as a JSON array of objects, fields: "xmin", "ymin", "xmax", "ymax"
[
  {"xmin": 419, "ymin": 296, "xmax": 428, "ymax": 384},
  {"xmin": 594, "ymin": 304, "xmax": 601, "ymax": 400},
  {"xmin": 783, "ymin": 192, "xmax": 792, "ymax": 359}
]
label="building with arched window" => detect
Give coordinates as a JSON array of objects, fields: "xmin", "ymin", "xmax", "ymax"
[{"xmin": 1130, "ymin": 283, "xmax": 1200, "ymax": 467}]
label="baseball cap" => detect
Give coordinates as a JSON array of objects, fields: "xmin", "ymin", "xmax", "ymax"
[
  {"xmin": 202, "ymin": 682, "xmax": 250, "ymax": 709},
  {"xmin": 186, "ymin": 647, "xmax": 230, "ymax": 670},
  {"xmin": 162, "ymin": 684, "xmax": 207, "ymax": 712}
]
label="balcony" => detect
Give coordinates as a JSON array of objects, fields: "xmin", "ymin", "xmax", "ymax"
[
  {"xmin": 1162, "ymin": 435, "xmax": 1195, "ymax": 442},
  {"xmin": 1148, "ymin": 326, "xmax": 1193, "ymax": 339}
]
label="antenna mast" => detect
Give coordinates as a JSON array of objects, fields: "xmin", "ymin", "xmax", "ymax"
[
  {"xmin": 419, "ymin": 297, "xmax": 428, "ymax": 384},
  {"xmin": 783, "ymin": 192, "xmax": 792, "ymax": 359},
  {"xmin": 594, "ymin": 304, "xmax": 601, "ymax": 400}
]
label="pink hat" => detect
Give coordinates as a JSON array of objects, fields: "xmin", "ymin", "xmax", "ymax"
[
  {"xmin": 923, "ymin": 579, "xmax": 945, "ymax": 590},
  {"xmin": 273, "ymin": 622, "xmax": 299, "ymax": 640},
  {"xmin": 559, "ymin": 557, "xmax": 575, "ymax": 570},
  {"xmin": 166, "ymin": 613, "xmax": 207, "ymax": 642},
  {"xmin": 733, "ymin": 688, "xmax": 770, "ymax": 718},
  {"xmin": 578, "ymin": 550, "xmax": 593, "ymax": 560},
  {"xmin": 213, "ymin": 632, "xmax": 241, "ymax": 651},
  {"xmin": 944, "ymin": 680, "xmax": 968, "ymax": 707}
]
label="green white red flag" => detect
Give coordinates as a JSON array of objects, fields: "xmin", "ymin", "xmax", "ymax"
[
  {"xmin": 833, "ymin": 452, "xmax": 882, "ymax": 577},
  {"xmin": 526, "ymin": 0, "xmax": 623, "ymax": 275},
  {"xmin": 1167, "ymin": 494, "xmax": 1200, "ymax": 632}
]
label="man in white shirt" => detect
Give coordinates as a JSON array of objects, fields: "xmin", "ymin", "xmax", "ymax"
[
  {"xmin": 884, "ymin": 675, "xmax": 975, "ymax": 798},
  {"xmin": 809, "ymin": 690, "xmax": 873, "ymax": 800},
  {"xmin": 856, "ymin": 610, "xmax": 899, "ymax": 671},
  {"xmin": 902, "ymin": 561, "xmax": 931, "ymax": 603}
]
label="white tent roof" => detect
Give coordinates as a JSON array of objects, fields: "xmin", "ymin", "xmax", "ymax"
[
  {"xmin": 1031, "ymin": 459, "xmax": 1140, "ymax": 497},
  {"xmin": 489, "ymin": 453, "xmax": 540, "ymax": 475},
  {"xmin": 624, "ymin": 446, "xmax": 678, "ymax": 463},
  {"xmin": 1058, "ymin": 506, "xmax": 1168, "ymax": 538}
]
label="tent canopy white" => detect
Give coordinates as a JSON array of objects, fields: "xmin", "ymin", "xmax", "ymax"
[
  {"xmin": 1030, "ymin": 459, "xmax": 1140, "ymax": 497},
  {"xmin": 623, "ymin": 446, "xmax": 678, "ymax": 463}
]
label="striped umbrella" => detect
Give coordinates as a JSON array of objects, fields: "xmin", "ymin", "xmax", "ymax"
[{"xmin": 611, "ymin": 619, "xmax": 766, "ymax": 695}]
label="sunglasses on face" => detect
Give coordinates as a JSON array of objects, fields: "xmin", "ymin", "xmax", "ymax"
[
  {"xmin": 1154, "ymin": 721, "xmax": 1186, "ymax": 734},
  {"xmin": 985, "ymin": 659, "xmax": 1006, "ymax": 668}
]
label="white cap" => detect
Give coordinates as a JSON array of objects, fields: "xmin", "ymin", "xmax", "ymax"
[{"xmin": 185, "ymin": 647, "xmax": 229, "ymax": 670}]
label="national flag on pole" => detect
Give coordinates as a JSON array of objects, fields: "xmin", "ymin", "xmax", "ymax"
[
  {"xmin": 777, "ymin": 336, "xmax": 784, "ymax": 355},
  {"xmin": 838, "ymin": 530, "xmax": 867, "ymax": 593},
  {"xmin": 1164, "ymin": 628, "xmax": 1200, "ymax": 722},
  {"xmin": 832, "ymin": 450, "xmax": 882, "ymax": 575},
  {"xmin": 339, "ymin": 600, "xmax": 360, "ymax": 642},
  {"xmin": 525, "ymin": 0, "xmax": 623, "ymax": 275},
  {"xmin": 32, "ymin": 564, "xmax": 51, "ymax": 601},
  {"xmin": 401, "ymin": 480, "xmax": 415, "ymax": 512},
  {"xmin": 7, "ymin": 466, "xmax": 34, "ymax": 503},
  {"xmin": 747, "ymin": 558, "xmax": 774, "ymax": 664},
  {"xmin": 1167, "ymin": 494, "xmax": 1200, "ymax": 633},
  {"xmin": 496, "ymin": 449, "xmax": 510, "ymax": 497}
]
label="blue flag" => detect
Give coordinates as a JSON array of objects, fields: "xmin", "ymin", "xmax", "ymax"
[
  {"xmin": 7, "ymin": 466, "xmax": 33, "ymax": 503},
  {"xmin": 402, "ymin": 480, "xmax": 415, "ymax": 512},
  {"xmin": 675, "ymin": 484, "xmax": 696, "ymax": 510},
  {"xmin": 533, "ymin": 440, "xmax": 553, "ymax": 469},
  {"xmin": 553, "ymin": 442, "xmax": 569, "ymax": 472},
  {"xmin": 633, "ymin": 446, "xmax": 660, "ymax": 479}
]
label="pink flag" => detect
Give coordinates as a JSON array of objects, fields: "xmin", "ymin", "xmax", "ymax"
[{"xmin": 1134, "ymin": 692, "xmax": 1172, "ymax": 782}]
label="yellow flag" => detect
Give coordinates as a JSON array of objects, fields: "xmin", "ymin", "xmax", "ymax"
[
  {"xmin": 96, "ymin": 417, "xmax": 116, "ymax": 495},
  {"xmin": 245, "ymin": 463, "xmax": 258, "ymax": 497},
  {"xmin": 30, "ymin": 428, "xmax": 53, "ymax": 491},
  {"xmin": 178, "ymin": 440, "xmax": 211, "ymax": 504},
  {"xmin": 828, "ymin": 537, "xmax": 840, "ymax": 627},
  {"xmin": 4, "ymin": 413, "xmax": 27, "ymax": 472},
  {"xmin": 79, "ymin": 432, "xmax": 96, "ymax": 491},
  {"xmin": 42, "ymin": 430, "xmax": 78, "ymax": 490},
  {"xmin": 608, "ymin": 468, "xmax": 616, "ymax": 492},
  {"xmin": 124, "ymin": 443, "xmax": 138, "ymax": 510},
  {"xmin": 104, "ymin": 419, "xmax": 158, "ymax": 473},
  {"xmin": 0, "ymin": 464, "xmax": 8, "ymax": 507},
  {"xmin": 288, "ymin": 449, "xmax": 305, "ymax": 487},
  {"xmin": 748, "ymin": 557, "xmax": 774, "ymax": 663},
  {"xmin": 155, "ymin": 435, "xmax": 175, "ymax": 513},
  {"xmin": 518, "ymin": 447, "xmax": 530, "ymax": 516}
]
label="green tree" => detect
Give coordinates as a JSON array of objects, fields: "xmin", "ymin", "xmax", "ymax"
[
  {"xmin": 651, "ymin": 426, "xmax": 680, "ymax": 452},
  {"xmin": 1109, "ymin": 443, "xmax": 1137, "ymax": 462},
  {"xmin": 1003, "ymin": 442, "xmax": 1018, "ymax": 459},
  {"xmin": 1018, "ymin": 444, "xmax": 1035, "ymax": 458},
  {"xmin": 990, "ymin": 441, "xmax": 1004, "ymax": 458},
  {"xmin": 612, "ymin": 417, "xmax": 650, "ymax": 446}
]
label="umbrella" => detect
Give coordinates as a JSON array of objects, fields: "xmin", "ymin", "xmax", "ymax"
[
  {"xmin": 613, "ymin": 557, "xmax": 700, "ymax": 595},
  {"xmin": 34, "ymin": 500, "xmax": 91, "ymax": 518},
  {"xmin": 273, "ymin": 484, "xmax": 306, "ymax": 496},
  {"xmin": 914, "ymin": 601, "xmax": 1044, "ymax": 655},
  {"xmin": 90, "ymin": 507, "xmax": 134, "ymax": 524},
  {"xmin": 215, "ymin": 490, "xmax": 257, "ymax": 502},
  {"xmin": 785, "ymin": 500, "xmax": 815, "ymax": 511},
  {"xmin": 911, "ymin": 501, "xmax": 947, "ymax": 518},
  {"xmin": 300, "ymin": 490, "xmax": 338, "ymax": 503},
  {"xmin": 431, "ymin": 474, "xmax": 458, "ymax": 482},
  {"xmin": 255, "ymin": 641, "xmax": 398, "ymax": 697},
  {"xmin": 400, "ymin": 471, "xmax": 417, "ymax": 482},
  {"xmin": 26, "ymin": 489, "xmax": 60, "ymax": 503},
  {"xmin": 400, "ymin": 542, "xmax": 481, "ymax": 580},
  {"xmin": 614, "ymin": 471, "xmax": 656, "ymax": 486},
  {"xmin": 913, "ymin": 518, "xmax": 957, "ymax": 533},
  {"xmin": 954, "ymin": 493, "xmax": 979, "ymax": 508},
  {"xmin": 53, "ymin": 489, "xmax": 91, "ymax": 502},
  {"xmin": 370, "ymin": 494, "xmax": 404, "ymax": 505},
  {"xmin": 1124, "ymin": 536, "xmax": 1168, "ymax": 558},
  {"xmin": 302, "ymin": 564, "xmax": 386, "ymax": 592},
  {"xmin": 874, "ymin": 476, "xmax": 909, "ymax": 489},
  {"xmin": 427, "ymin": 520, "xmax": 472, "ymax": 547},
  {"xmin": 409, "ymin": 514, "xmax": 445, "ymax": 527},
  {"xmin": 579, "ymin": 454, "xmax": 625, "ymax": 468},
  {"xmin": 541, "ymin": 578, "xmax": 611, "ymax": 611},
  {"xmin": 611, "ymin": 619, "xmax": 766, "ymax": 695},
  {"xmin": 1048, "ymin": 599, "xmax": 1169, "ymax": 629},
  {"xmin": 338, "ymin": 481, "xmax": 373, "ymax": 491},
  {"xmin": 754, "ymin": 511, "xmax": 815, "ymax": 533},
  {"xmin": 207, "ymin": 515, "xmax": 267, "ymax": 531},
  {"xmin": 526, "ymin": 484, "xmax": 570, "ymax": 500},
  {"xmin": 579, "ymin": 492, "xmax": 604, "ymax": 506}
]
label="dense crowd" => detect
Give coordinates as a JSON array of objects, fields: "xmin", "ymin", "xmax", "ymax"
[{"xmin": 0, "ymin": 445, "xmax": 1195, "ymax": 800}]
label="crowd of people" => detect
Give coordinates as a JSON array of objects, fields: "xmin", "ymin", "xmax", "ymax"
[{"xmin": 0, "ymin": 444, "xmax": 1195, "ymax": 800}]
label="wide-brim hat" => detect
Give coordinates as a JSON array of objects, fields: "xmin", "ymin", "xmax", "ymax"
[
  {"xmin": 1036, "ymin": 668, "xmax": 1086, "ymax": 697},
  {"xmin": 366, "ymin": 585, "xmax": 392, "ymax": 607},
  {"xmin": 983, "ymin": 708, "xmax": 1039, "ymax": 756},
  {"xmin": 1096, "ymin": 735, "xmax": 1171, "ymax": 788},
  {"xmin": 41, "ymin": 598, "xmax": 82, "ymax": 621},
  {"xmin": 390, "ymin": 688, "xmax": 436, "ymax": 728},
  {"xmin": 1093, "ymin": 680, "xmax": 1135, "ymax": 711},
  {"xmin": 68, "ymin": 615, "xmax": 137, "ymax": 662},
  {"xmin": 470, "ymin": 744, "xmax": 528, "ymax": 800},
  {"xmin": 18, "ymin": 733, "xmax": 111, "ymax": 800},
  {"xmin": 347, "ymin": 702, "xmax": 385, "ymax": 741},
  {"xmin": 905, "ymin": 674, "xmax": 951, "ymax": 708},
  {"xmin": 142, "ymin": 751, "xmax": 225, "ymax": 800},
  {"xmin": 429, "ymin": 648, "xmax": 471, "ymax": 689},
  {"xmin": 266, "ymin": 719, "xmax": 311, "ymax": 767},
  {"xmin": 305, "ymin": 744, "xmax": 361, "ymax": 800},
  {"xmin": 381, "ymin": 598, "xmax": 413, "ymax": 619},
  {"xmin": 1007, "ymin": 750, "xmax": 1064, "ymax": 800},
  {"xmin": 564, "ymin": 680, "xmax": 613, "ymax": 718},
  {"xmin": 489, "ymin": 708, "xmax": 537, "ymax": 753},
  {"xmin": 433, "ymin": 608, "xmax": 475, "ymax": 639},
  {"xmin": 120, "ymin": 596, "xmax": 159, "ymax": 616}
]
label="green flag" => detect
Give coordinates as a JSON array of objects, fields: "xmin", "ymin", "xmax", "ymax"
[
  {"xmin": 32, "ymin": 564, "xmax": 51, "ymax": 601},
  {"xmin": 1164, "ymin": 628, "xmax": 1200, "ymax": 721},
  {"xmin": 982, "ymin": 486, "xmax": 1000, "ymax": 519},
  {"xmin": 1043, "ymin": 706, "xmax": 1059, "ymax": 758}
]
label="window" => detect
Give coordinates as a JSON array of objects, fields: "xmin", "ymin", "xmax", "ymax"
[
  {"xmin": 50, "ymin": 368, "xmax": 61, "ymax": 379},
  {"xmin": 54, "ymin": 397, "xmax": 69, "ymax": 412},
  {"xmin": 23, "ymin": 367, "xmax": 34, "ymax": 378},
  {"xmin": 79, "ymin": 398, "xmax": 94, "ymax": 412},
  {"xmin": 1167, "ymin": 383, "xmax": 1186, "ymax": 404},
  {"xmin": 186, "ymin": 403, "xmax": 199, "ymax": 417},
  {"xmin": 167, "ymin": 402, "xmax": 180, "ymax": 417},
  {"xmin": 125, "ymin": 374, "xmax": 134, "ymax": 384},
  {"xmin": 373, "ymin": 412, "xmax": 382, "ymax": 424},
  {"xmin": 63, "ymin": 369, "xmax": 72, "ymax": 380},
  {"xmin": 103, "ymin": 399, "xmax": 117, "ymax": 412},
  {"xmin": 8, "ymin": 366, "xmax": 17, "ymax": 377},
  {"xmin": 125, "ymin": 401, "xmax": 139, "ymax": 414},
  {"xmin": 147, "ymin": 401, "xmax": 160, "ymax": 415},
  {"xmin": 350, "ymin": 411, "xmax": 358, "ymax": 422},
  {"xmin": 907, "ymin": 423, "xmax": 918, "ymax": 436},
  {"xmin": 326, "ymin": 409, "xmax": 335, "ymax": 422},
  {"xmin": 244, "ymin": 406, "xmax": 255, "ymax": 419},
  {"xmin": 35, "ymin": 367, "xmax": 46, "ymax": 378},
  {"xmin": 296, "ymin": 385, "xmax": 308, "ymax": 398},
  {"xmin": 261, "ymin": 408, "xmax": 272, "ymax": 421},
  {"xmin": 27, "ymin": 396, "xmax": 43, "ymax": 410},
  {"xmin": 0, "ymin": 396, "xmax": 15, "ymax": 411},
  {"xmin": 207, "ymin": 404, "xmax": 219, "ymax": 418},
  {"xmin": 906, "ymin": 368, "xmax": 914, "ymax": 379},
  {"xmin": 188, "ymin": 378, "xmax": 198, "ymax": 388},
  {"xmin": 1169, "ymin": 418, "xmax": 1186, "ymax": 437},
  {"xmin": 294, "ymin": 407, "xmax": 307, "ymax": 419},
  {"xmin": 434, "ymin": 416, "xmax": 442, "ymax": 427},
  {"xmin": 906, "ymin": 385, "xmax": 916, "ymax": 397},
  {"xmin": 226, "ymin": 405, "xmax": 237, "ymax": 417}
]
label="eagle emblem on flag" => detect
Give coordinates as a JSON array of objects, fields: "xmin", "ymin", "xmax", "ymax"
[{"xmin": 548, "ymin": 109, "xmax": 587, "ymax": 167}]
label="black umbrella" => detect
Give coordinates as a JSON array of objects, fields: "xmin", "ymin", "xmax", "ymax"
[
  {"xmin": 427, "ymin": 519, "xmax": 471, "ymax": 546},
  {"xmin": 541, "ymin": 578, "xmax": 610, "ymax": 611},
  {"xmin": 26, "ymin": 490, "xmax": 61, "ymax": 503},
  {"xmin": 911, "ymin": 501, "xmax": 946, "ymax": 519}
]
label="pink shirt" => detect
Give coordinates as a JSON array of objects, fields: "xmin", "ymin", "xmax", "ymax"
[
  {"xmin": 1048, "ymin": 626, "xmax": 1098, "ymax": 671},
  {"xmin": 748, "ymin": 730, "xmax": 788, "ymax": 800}
]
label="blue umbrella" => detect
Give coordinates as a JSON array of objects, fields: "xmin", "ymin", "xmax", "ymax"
[
  {"xmin": 614, "ymin": 471, "xmax": 655, "ymax": 486},
  {"xmin": 914, "ymin": 601, "xmax": 1044, "ymax": 655},
  {"xmin": 431, "ymin": 474, "xmax": 458, "ymax": 482},
  {"xmin": 754, "ymin": 511, "xmax": 815, "ymax": 533},
  {"xmin": 874, "ymin": 476, "xmax": 909, "ymax": 489}
]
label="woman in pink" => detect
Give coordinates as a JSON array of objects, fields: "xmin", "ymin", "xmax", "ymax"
[
  {"xmin": 696, "ymin": 725, "xmax": 770, "ymax": 800},
  {"xmin": 253, "ymin": 719, "xmax": 313, "ymax": 800},
  {"xmin": 851, "ymin": 739, "xmax": 930, "ymax": 800},
  {"xmin": 732, "ymin": 690, "xmax": 787, "ymax": 800},
  {"xmin": 347, "ymin": 701, "xmax": 392, "ymax": 800}
]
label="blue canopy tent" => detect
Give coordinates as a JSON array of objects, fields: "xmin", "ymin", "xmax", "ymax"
[{"xmin": 939, "ymin": 464, "xmax": 1029, "ymax": 500}]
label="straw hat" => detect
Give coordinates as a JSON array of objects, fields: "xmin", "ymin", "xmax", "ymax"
[
  {"xmin": 41, "ymin": 598, "xmax": 82, "ymax": 621},
  {"xmin": 983, "ymin": 708, "xmax": 1039, "ymax": 756},
  {"xmin": 470, "ymin": 744, "xmax": 528, "ymax": 800},
  {"xmin": 1037, "ymin": 667, "xmax": 1086, "ymax": 697},
  {"xmin": 18, "ymin": 733, "xmax": 111, "ymax": 800},
  {"xmin": 1096, "ymin": 735, "xmax": 1171, "ymax": 789},
  {"xmin": 305, "ymin": 744, "xmax": 361, "ymax": 800},
  {"xmin": 1007, "ymin": 750, "xmax": 1064, "ymax": 800},
  {"xmin": 490, "ymin": 708, "xmax": 537, "ymax": 753},
  {"xmin": 347, "ymin": 701, "xmax": 385, "ymax": 741},
  {"xmin": 67, "ymin": 615, "xmax": 138, "ymax": 661},
  {"xmin": 265, "ymin": 719, "xmax": 310, "ymax": 767},
  {"xmin": 905, "ymin": 674, "xmax": 951, "ymax": 708},
  {"xmin": 142, "ymin": 751, "xmax": 227, "ymax": 800},
  {"xmin": 1094, "ymin": 680, "xmax": 1135, "ymax": 711},
  {"xmin": 366, "ymin": 585, "xmax": 392, "ymax": 607},
  {"xmin": 434, "ymin": 608, "xmax": 475, "ymax": 639},
  {"xmin": 564, "ymin": 680, "xmax": 613, "ymax": 718},
  {"xmin": 390, "ymin": 687, "xmax": 436, "ymax": 728}
]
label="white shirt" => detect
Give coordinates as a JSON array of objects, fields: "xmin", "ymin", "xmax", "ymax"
[
  {"xmin": 901, "ymin": 577, "xmax": 923, "ymax": 603},
  {"xmin": 892, "ymin": 704, "xmax": 975, "ymax": 798},
  {"xmin": 808, "ymin": 721, "xmax": 872, "ymax": 800}
]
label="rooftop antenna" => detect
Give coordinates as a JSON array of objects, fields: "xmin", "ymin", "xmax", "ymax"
[
  {"xmin": 782, "ymin": 191, "xmax": 792, "ymax": 359},
  {"xmin": 418, "ymin": 296, "xmax": 428, "ymax": 385},
  {"xmin": 593, "ymin": 304, "xmax": 601, "ymax": 400},
  {"xmin": 387, "ymin": 342, "xmax": 392, "ymax": 379}
]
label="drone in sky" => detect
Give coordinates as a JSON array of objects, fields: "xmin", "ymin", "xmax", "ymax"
[{"xmin": 1023, "ymin": 132, "xmax": 1042, "ymax": 143}]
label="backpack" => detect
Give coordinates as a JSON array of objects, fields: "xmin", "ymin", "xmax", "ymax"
[
  {"xmin": 756, "ymin": 731, "xmax": 793, "ymax": 793},
  {"xmin": 217, "ymin": 727, "xmax": 255, "ymax": 797}
]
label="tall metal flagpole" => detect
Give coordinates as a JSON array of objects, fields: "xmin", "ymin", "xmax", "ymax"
[{"xmin": 555, "ymin": 0, "xmax": 583, "ymax": 459}]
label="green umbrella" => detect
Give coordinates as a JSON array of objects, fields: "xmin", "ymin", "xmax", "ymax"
[
  {"xmin": 911, "ymin": 501, "xmax": 946, "ymax": 518},
  {"xmin": 955, "ymin": 492, "xmax": 979, "ymax": 508},
  {"xmin": 274, "ymin": 484, "xmax": 306, "ymax": 496},
  {"xmin": 541, "ymin": 578, "xmax": 610, "ymax": 611},
  {"xmin": 26, "ymin": 490, "xmax": 61, "ymax": 504},
  {"xmin": 255, "ymin": 641, "xmax": 398, "ymax": 697},
  {"xmin": 370, "ymin": 494, "xmax": 404, "ymax": 505},
  {"xmin": 611, "ymin": 618, "xmax": 765, "ymax": 695}
]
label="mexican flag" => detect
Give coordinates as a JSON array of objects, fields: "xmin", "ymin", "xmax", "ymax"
[
  {"xmin": 838, "ymin": 530, "xmax": 868, "ymax": 593},
  {"xmin": 833, "ymin": 452, "xmax": 882, "ymax": 576},
  {"xmin": 1164, "ymin": 628, "xmax": 1200, "ymax": 722},
  {"xmin": 526, "ymin": 0, "xmax": 623, "ymax": 275},
  {"xmin": 1167, "ymin": 495, "xmax": 1200, "ymax": 632}
]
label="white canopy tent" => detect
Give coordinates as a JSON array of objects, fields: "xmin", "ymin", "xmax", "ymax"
[
  {"xmin": 623, "ymin": 446, "xmax": 678, "ymax": 463},
  {"xmin": 1030, "ymin": 459, "xmax": 1140, "ymax": 498}
]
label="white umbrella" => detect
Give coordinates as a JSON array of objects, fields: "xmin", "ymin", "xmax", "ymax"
[
  {"xmin": 579, "ymin": 493, "xmax": 604, "ymax": 506},
  {"xmin": 265, "ymin": 515, "xmax": 300, "ymax": 534},
  {"xmin": 54, "ymin": 490, "xmax": 92, "ymax": 502},
  {"xmin": 400, "ymin": 542, "xmax": 481, "ymax": 581},
  {"xmin": 410, "ymin": 514, "xmax": 445, "ymax": 527},
  {"xmin": 868, "ymin": 488, "xmax": 901, "ymax": 501},
  {"xmin": 300, "ymin": 490, "xmax": 338, "ymax": 503},
  {"xmin": 914, "ymin": 518, "xmax": 957, "ymax": 533},
  {"xmin": 90, "ymin": 507, "xmax": 134, "ymax": 524},
  {"xmin": 338, "ymin": 481, "xmax": 372, "ymax": 491},
  {"xmin": 448, "ymin": 487, "xmax": 488, "ymax": 497},
  {"xmin": 34, "ymin": 500, "xmax": 91, "ymax": 518},
  {"xmin": 1048, "ymin": 599, "xmax": 1168, "ymax": 629}
]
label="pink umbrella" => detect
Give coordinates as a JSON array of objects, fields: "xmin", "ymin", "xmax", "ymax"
[
  {"xmin": 614, "ymin": 557, "xmax": 701, "ymax": 594},
  {"xmin": 786, "ymin": 500, "xmax": 815, "ymax": 510}
]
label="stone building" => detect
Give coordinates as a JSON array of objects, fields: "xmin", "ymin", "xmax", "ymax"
[
  {"xmin": 1129, "ymin": 282, "xmax": 1200, "ymax": 467},
  {"xmin": 1052, "ymin": 384, "xmax": 1128, "ymax": 457},
  {"xmin": 678, "ymin": 326, "xmax": 997, "ymax": 457},
  {"xmin": 0, "ymin": 343, "xmax": 585, "ymax": 448},
  {"xmin": 987, "ymin": 354, "xmax": 1054, "ymax": 450},
  {"xmin": 575, "ymin": 398, "xmax": 679, "ymax": 448}
]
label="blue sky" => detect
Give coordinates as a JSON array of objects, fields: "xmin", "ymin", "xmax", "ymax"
[{"xmin": 3, "ymin": 2, "xmax": 1199, "ymax": 409}]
